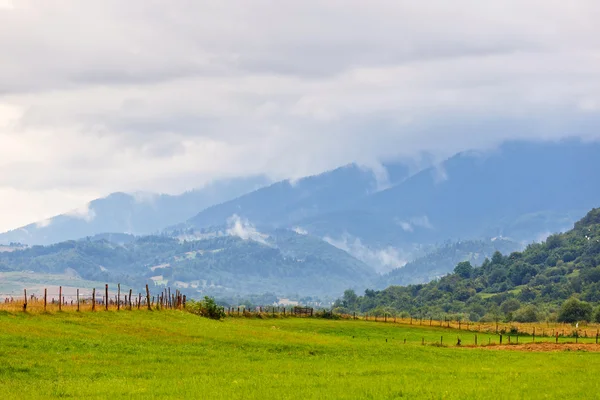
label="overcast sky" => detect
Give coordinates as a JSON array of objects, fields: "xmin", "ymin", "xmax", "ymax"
[{"xmin": 1, "ymin": 0, "xmax": 600, "ymax": 232}]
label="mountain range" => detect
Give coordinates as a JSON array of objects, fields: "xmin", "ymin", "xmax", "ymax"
[
  {"xmin": 0, "ymin": 176, "xmax": 270, "ymax": 246},
  {"xmin": 1, "ymin": 139, "xmax": 598, "ymax": 298}
]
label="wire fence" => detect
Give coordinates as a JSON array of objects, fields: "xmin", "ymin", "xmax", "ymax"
[
  {"xmin": 2, "ymin": 285, "xmax": 600, "ymax": 347},
  {"xmin": 0, "ymin": 284, "xmax": 183, "ymax": 312}
]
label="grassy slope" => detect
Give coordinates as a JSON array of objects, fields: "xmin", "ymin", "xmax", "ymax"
[{"xmin": 1, "ymin": 311, "xmax": 599, "ymax": 399}]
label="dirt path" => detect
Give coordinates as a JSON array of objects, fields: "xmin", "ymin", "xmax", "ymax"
[{"xmin": 480, "ymin": 342, "xmax": 600, "ymax": 352}]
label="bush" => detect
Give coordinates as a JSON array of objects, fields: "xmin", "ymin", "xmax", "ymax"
[
  {"xmin": 513, "ymin": 305, "xmax": 539, "ymax": 323},
  {"xmin": 186, "ymin": 296, "xmax": 226, "ymax": 320},
  {"xmin": 314, "ymin": 309, "xmax": 340, "ymax": 319},
  {"xmin": 594, "ymin": 307, "xmax": 600, "ymax": 323},
  {"xmin": 557, "ymin": 297, "xmax": 593, "ymax": 323}
]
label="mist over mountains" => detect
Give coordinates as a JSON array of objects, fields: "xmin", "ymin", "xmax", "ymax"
[
  {"xmin": 1, "ymin": 139, "xmax": 598, "ymax": 297},
  {"xmin": 0, "ymin": 176, "xmax": 270, "ymax": 246}
]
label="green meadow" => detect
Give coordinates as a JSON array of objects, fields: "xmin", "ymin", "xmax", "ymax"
[{"xmin": 1, "ymin": 311, "xmax": 599, "ymax": 399}]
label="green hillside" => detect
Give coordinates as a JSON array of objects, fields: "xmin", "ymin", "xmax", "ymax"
[
  {"xmin": 378, "ymin": 238, "xmax": 520, "ymax": 287},
  {"xmin": 0, "ymin": 230, "xmax": 375, "ymax": 297},
  {"xmin": 337, "ymin": 208, "xmax": 600, "ymax": 322}
]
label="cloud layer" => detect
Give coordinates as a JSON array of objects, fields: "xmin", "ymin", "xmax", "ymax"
[{"xmin": 1, "ymin": 1, "xmax": 600, "ymax": 231}]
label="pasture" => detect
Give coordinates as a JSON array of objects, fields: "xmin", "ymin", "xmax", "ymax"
[{"xmin": 1, "ymin": 310, "xmax": 599, "ymax": 399}]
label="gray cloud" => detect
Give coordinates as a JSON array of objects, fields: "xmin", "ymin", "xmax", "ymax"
[{"xmin": 1, "ymin": 0, "xmax": 600, "ymax": 231}]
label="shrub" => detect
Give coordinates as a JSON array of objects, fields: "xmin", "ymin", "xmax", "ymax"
[
  {"xmin": 314, "ymin": 309, "xmax": 340, "ymax": 319},
  {"xmin": 513, "ymin": 305, "xmax": 539, "ymax": 323},
  {"xmin": 557, "ymin": 297, "xmax": 593, "ymax": 323},
  {"xmin": 594, "ymin": 307, "xmax": 600, "ymax": 323},
  {"xmin": 187, "ymin": 296, "xmax": 226, "ymax": 320}
]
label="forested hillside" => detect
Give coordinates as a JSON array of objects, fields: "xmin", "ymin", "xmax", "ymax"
[
  {"xmin": 335, "ymin": 208, "xmax": 600, "ymax": 322},
  {"xmin": 378, "ymin": 238, "xmax": 520, "ymax": 287},
  {"xmin": 0, "ymin": 229, "xmax": 375, "ymax": 297}
]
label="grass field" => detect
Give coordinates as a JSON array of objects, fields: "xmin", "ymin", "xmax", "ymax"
[{"xmin": 1, "ymin": 311, "xmax": 600, "ymax": 399}]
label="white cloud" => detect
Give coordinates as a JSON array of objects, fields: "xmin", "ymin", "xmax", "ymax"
[
  {"xmin": 131, "ymin": 191, "xmax": 159, "ymax": 205},
  {"xmin": 1, "ymin": 1, "xmax": 600, "ymax": 230},
  {"xmin": 35, "ymin": 218, "xmax": 52, "ymax": 229},
  {"xmin": 396, "ymin": 216, "xmax": 434, "ymax": 232},
  {"xmin": 293, "ymin": 227, "xmax": 308, "ymax": 235},
  {"xmin": 226, "ymin": 214, "xmax": 269, "ymax": 245},
  {"xmin": 398, "ymin": 221, "xmax": 413, "ymax": 232},
  {"xmin": 65, "ymin": 202, "xmax": 97, "ymax": 222},
  {"xmin": 324, "ymin": 234, "xmax": 408, "ymax": 273}
]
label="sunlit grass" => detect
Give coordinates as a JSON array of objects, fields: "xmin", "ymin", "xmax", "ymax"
[{"xmin": 1, "ymin": 311, "xmax": 599, "ymax": 399}]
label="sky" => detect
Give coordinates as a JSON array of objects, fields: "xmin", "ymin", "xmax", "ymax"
[{"xmin": 1, "ymin": 0, "xmax": 600, "ymax": 232}]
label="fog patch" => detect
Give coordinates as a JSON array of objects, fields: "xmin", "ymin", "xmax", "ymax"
[
  {"xmin": 131, "ymin": 191, "xmax": 159, "ymax": 205},
  {"xmin": 226, "ymin": 214, "xmax": 269, "ymax": 245},
  {"xmin": 323, "ymin": 234, "xmax": 408, "ymax": 273},
  {"xmin": 396, "ymin": 215, "xmax": 434, "ymax": 232},
  {"xmin": 65, "ymin": 202, "xmax": 96, "ymax": 222},
  {"xmin": 35, "ymin": 218, "xmax": 52, "ymax": 229}
]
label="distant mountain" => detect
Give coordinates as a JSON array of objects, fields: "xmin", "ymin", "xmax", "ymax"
[
  {"xmin": 181, "ymin": 140, "xmax": 599, "ymax": 274},
  {"xmin": 0, "ymin": 176, "xmax": 270, "ymax": 246},
  {"xmin": 360, "ymin": 140, "xmax": 599, "ymax": 242},
  {"xmin": 378, "ymin": 238, "xmax": 521, "ymax": 287},
  {"xmin": 184, "ymin": 162, "xmax": 411, "ymax": 231},
  {"xmin": 0, "ymin": 227, "xmax": 376, "ymax": 297}
]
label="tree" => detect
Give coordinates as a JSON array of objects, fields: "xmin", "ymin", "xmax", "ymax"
[
  {"xmin": 545, "ymin": 234, "xmax": 563, "ymax": 250},
  {"xmin": 454, "ymin": 261, "xmax": 473, "ymax": 279},
  {"xmin": 513, "ymin": 305, "xmax": 539, "ymax": 323},
  {"xmin": 594, "ymin": 307, "xmax": 600, "ymax": 323},
  {"xmin": 491, "ymin": 251, "xmax": 505, "ymax": 265},
  {"xmin": 342, "ymin": 289, "xmax": 358, "ymax": 309},
  {"xmin": 557, "ymin": 298, "xmax": 593, "ymax": 323},
  {"xmin": 500, "ymin": 298, "xmax": 521, "ymax": 315}
]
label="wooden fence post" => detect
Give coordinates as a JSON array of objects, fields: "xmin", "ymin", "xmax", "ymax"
[
  {"xmin": 138, "ymin": 293, "xmax": 142, "ymax": 310},
  {"xmin": 146, "ymin": 285, "xmax": 151, "ymax": 311},
  {"xmin": 105, "ymin": 284, "xmax": 109, "ymax": 311},
  {"xmin": 117, "ymin": 284, "xmax": 121, "ymax": 311},
  {"xmin": 129, "ymin": 289, "xmax": 133, "ymax": 310},
  {"xmin": 23, "ymin": 289, "xmax": 27, "ymax": 311},
  {"xmin": 77, "ymin": 289, "xmax": 80, "ymax": 312},
  {"xmin": 59, "ymin": 286, "xmax": 62, "ymax": 311},
  {"xmin": 44, "ymin": 288, "xmax": 47, "ymax": 312},
  {"xmin": 92, "ymin": 288, "xmax": 96, "ymax": 311}
]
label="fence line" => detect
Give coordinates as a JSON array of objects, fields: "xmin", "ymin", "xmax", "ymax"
[
  {"xmin": 2, "ymin": 286, "xmax": 600, "ymax": 345},
  {"xmin": 0, "ymin": 284, "xmax": 185, "ymax": 312}
]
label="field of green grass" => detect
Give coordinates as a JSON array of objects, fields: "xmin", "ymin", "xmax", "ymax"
[{"xmin": 1, "ymin": 311, "xmax": 599, "ymax": 399}]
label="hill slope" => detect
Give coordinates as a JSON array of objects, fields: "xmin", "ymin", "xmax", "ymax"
[
  {"xmin": 185, "ymin": 162, "xmax": 411, "ymax": 231},
  {"xmin": 336, "ymin": 208, "xmax": 600, "ymax": 321},
  {"xmin": 0, "ymin": 228, "xmax": 376, "ymax": 297},
  {"xmin": 378, "ymin": 238, "xmax": 521, "ymax": 287}
]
